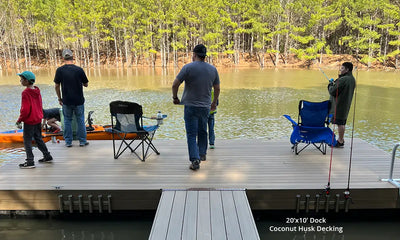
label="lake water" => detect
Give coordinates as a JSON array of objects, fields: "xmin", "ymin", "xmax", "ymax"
[
  {"xmin": 1, "ymin": 67, "xmax": 400, "ymax": 239},
  {"xmin": 1, "ymin": 210, "xmax": 400, "ymax": 239},
  {"xmin": 2, "ymin": 68, "xmax": 400, "ymax": 157}
]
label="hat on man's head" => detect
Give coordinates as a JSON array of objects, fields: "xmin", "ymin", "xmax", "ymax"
[
  {"xmin": 17, "ymin": 71, "xmax": 36, "ymax": 84},
  {"xmin": 62, "ymin": 49, "xmax": 73, "ymax": 60},
  {"xmin": 193, "ymin": 44, "xmax": 207, "ymax": 57}
]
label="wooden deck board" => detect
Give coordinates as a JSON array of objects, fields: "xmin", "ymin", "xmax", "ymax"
[
  {"xmin": 210, "ymin": 191, "xmax": 226, "ymax": 240},
  {"xmin": 197, "ymin": 191, "xmax": 212, "ymax": 240},
  {"xmin": 181, "ymin": 191, "xmax": 197, "ymax": 239},
  {"xmin": 233, "ymin": 191, "xmax": 260, "ymax": 240},
  {"xmin": 166, "ymin": 191, "xmax": 186, "ymax": 240},
  {"xmin": 148, "ymin": 190, "xmax": 174, "ymax": 240},
  {"xmin": 0, "ymin": 138, "xmax": 399, "ymax": 211},
  {"xmin": 222, "ymin": 190, "xmax": 242, "ymax": 240}
]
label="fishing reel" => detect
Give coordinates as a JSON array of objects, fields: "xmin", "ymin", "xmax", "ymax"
[
  {"xmin": 86, "ymin": 111, "xmax": 95, "ymax": 131},
  {"xmin": 324, "ymin": 185, "xmax": 331, "ymax": 195}
]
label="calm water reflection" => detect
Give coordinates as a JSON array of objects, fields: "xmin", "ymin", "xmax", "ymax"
[{"xmin": 0, "ymin": 217, "xmax": 153, "ymax": 240}]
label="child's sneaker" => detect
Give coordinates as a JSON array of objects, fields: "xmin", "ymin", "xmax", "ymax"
[
  {"xmin": 38, "ymin": 156, "xmax": 53, "ymax": 163},
  {"xmin": 209, "ymin": 144, "xmax": 215, "ymax": 149},
  {"xmin": 19, "ymin": 162, "xmax": 35, "ymax": 169}
]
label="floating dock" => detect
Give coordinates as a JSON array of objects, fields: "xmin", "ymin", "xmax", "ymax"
[{"xmin": 0, "ymin": 139, "xmax": 398, "ymax": 213}]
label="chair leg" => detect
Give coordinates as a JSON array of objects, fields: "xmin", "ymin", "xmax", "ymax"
[
  {"xmin": 295, "ymin": 143, "xmax": 310, "ymax": 155},
  {"xmin": 145, "ymin": 131, "xmax": 160, "ymax": 155},
  {"xmin": 112, "ymin": 131, "xmax": 116, "ymax": 159},
  {"xmin": 134, "ymin": 132, "xmax": 160, "ymax": 161},
  {"xmin": 113, "ymin": 131, "xmax": 160, "ymax": 161},
  {"xmin": 312, "ymin": 143, "xmax": 327, "ymax": 155},
  {"xmin": 294, "ymin": 142, "xmax": 327, "ymax": 155},
  {"xmin": 114, "ymin": 133, "xmax": 141, "ymax": 159},
  {"xmin": 142, "ymin": 138, "xmax": 145, "ymax": 161}
]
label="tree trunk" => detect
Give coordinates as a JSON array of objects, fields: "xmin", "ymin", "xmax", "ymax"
[
  {"xmin": 86, "ymin": 48, "xmax": 90, "ymax": 68},
  {"xmin": 7, "ymin": 42, "xmax": 13, "ymax": 69},
  {"xmin": 91, "ymin": 35, "xmax": 96, "ymax": 68},
  {"xmin": 96, "ymin": 37, "xmax": 100, "ymax": 67},
  {"xmin": 23, "ymin": 32, "xmax": 28, "ymax": 69},
  {"xmin": 160, "ymin": 23, "xmax": 165, "ymax": 67},
  {"xmin": 113, "ymin": 29, "xmax": 119, "ymax": 68},
  {"xmin": 250, "ymin": 33, "xmax": 254, "ymax": 56},
  {"xmin": 123, "ymin": 27, "xmax": 131, "ymax": 67},
  {"xmin": 106, "ymin": 41, "xmax": 110, "ymax": 67},
  {"xmin": 396, "ymin": 40, "xmax": 399, "ymax": 69},
  {"xmin": 275, "ymin": 33, "xmax": 280, "ymax": 67},
  {"xmin": 319, "ymin": 30, "xmax": 325, "ymax": 64},
  {"xmin": 234, "ymin": 31, "xmax": 239, "ymax": 65},
  {"xmin": 284, "ymin": 11, "xmax": 291, "ymax": 60},
  {"xmin": 367, "ymin": 27, "xmax": 372, "ymax": 68},
  {"xmin": 119, "ymin": 31, "xmax": 123, "ymax": 68},
  {"xmin": 1, "ymin": 42, "xmax": 7, "ymax": 69},
  {"xmin": 173, "ymin": 33, "xmax": 177, "ymax": 67},
  {"xmin": 12, "ymin": 33, "xmax": 20, "ymax": 69},
  {"xmin": 382, "ymin": 29, "xmax": 388, "ymax": 67},
  {"xmin": 34, "ymin": 32, "xmax": 39, "ymax": 62},
  {"xmin": 166, "ymin": 30, "xmax": 170, "ymax": 67}
]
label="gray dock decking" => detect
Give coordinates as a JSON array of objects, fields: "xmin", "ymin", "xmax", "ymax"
[{"xmin": 0, "ymin": 139, "xmax": 399, "ymax": 211}]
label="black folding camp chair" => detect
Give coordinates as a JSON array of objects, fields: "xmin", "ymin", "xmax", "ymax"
[{"xmin": 109, "ymin": 101, "xmax": 160, "ymax": 161}]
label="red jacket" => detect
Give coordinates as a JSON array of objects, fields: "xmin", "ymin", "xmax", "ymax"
[{"xmin": 17, "ymin": 86, "xmax": 44, "ymax": 125}]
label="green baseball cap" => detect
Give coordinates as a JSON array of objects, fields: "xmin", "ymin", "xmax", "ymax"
[{"xmin": 17, "ymin": 71, "xmax": 36, "ymax": 83}]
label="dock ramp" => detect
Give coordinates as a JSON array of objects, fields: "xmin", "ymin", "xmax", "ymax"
[{"xmin": 149, "ymin": 189, "xmax": 260, "ymax": 240}]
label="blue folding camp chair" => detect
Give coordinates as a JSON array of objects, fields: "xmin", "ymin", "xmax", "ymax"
[{"xmin": 284, "ymin": 100, "xmax": 337, "ymax": 155}]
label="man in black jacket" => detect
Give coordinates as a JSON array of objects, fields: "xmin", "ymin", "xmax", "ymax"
[{"xmin": 328, "ymin": 62, "xmax": 356, "ymax": 147}]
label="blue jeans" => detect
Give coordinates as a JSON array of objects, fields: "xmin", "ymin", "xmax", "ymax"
[
  {"xmin": 208, "ymin": 113, "xmax": 215, "ymax": 145},
  {"xmin": 184, "ymin": 106, "xmax": 209, "ymax": 162},
  {"xmin": 63, "ymin": 104, "xmax": 87, "ymax": 145}
]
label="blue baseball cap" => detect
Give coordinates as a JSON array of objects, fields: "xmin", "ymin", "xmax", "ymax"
[{"xmin": 17, "ymin": 71, "xmax": 36, "ymax": 83}]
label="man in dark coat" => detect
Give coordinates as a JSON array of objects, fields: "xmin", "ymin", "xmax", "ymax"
[{"xmin": 328, "ymin": 62, "xmax": 356, "ymax": 147}]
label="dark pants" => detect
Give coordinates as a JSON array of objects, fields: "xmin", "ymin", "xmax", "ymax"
[
  {"xmin": 208, "ymin": 113, "xmax": 215, "ymax": 145},
  {"xmin": 23, "ymin": 123, "xmax": 51, "ymax": 164}
]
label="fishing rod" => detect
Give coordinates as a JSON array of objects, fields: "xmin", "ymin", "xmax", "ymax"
[
  {"xmin": 344, "ymin": 65, "xmax": 358, "ymax": 201},
  {"xmin": 318, "ymin": 67, "xmax": 334, "ymax": 82},
  {"xmin": 325, "ymin": 79, "xmax": 339, "ymax": 196},
  {"xmin": 319, "ymin": 66, "xmax": 337, "ymax": 196}
]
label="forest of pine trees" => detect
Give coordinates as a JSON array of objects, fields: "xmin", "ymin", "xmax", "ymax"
[{"xmin": 1, "ymin": 0, "xmax": 400, "ymax": 69}]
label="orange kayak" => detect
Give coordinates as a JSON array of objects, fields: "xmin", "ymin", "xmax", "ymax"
[{"xmin": 0, "ymin": 125, "xmax": 139, "ymax": 143}]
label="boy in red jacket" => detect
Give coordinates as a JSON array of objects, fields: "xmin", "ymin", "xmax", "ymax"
[{"xmin": 16, "ymin": 71, "xmax": 53, "ymax": 169}]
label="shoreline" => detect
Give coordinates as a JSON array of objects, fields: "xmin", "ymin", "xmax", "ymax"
[{"xmin": 1, "ymin": 54, "xmax": 399, "ymax": 72}]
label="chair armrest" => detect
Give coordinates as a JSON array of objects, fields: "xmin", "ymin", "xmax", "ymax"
[
  {"xmin": 143, "ymin": 114, "xmax": 167, "ymax": 120},
  {"xmin": 283, "ymin": 114, "xmax": 298, "ymax": 126}
]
